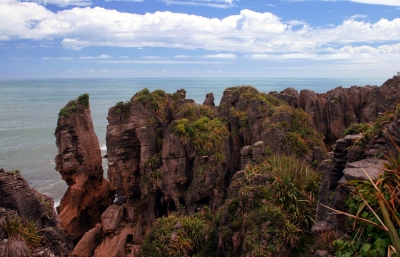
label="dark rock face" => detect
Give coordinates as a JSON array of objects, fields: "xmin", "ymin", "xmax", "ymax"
[
  {"xmin": 55, "ymin": 97, "xmax": 114, "ymax": 243},
  {"xmin": 51, "ymin": 77, "xmax": 399, "ymax": 255},
  {"xmin": 294, "ymin": 76, "xmax": 400, "ymax": 142},
  {"xmin": 203, "ymin": 92, "xmax": 215, "ymax": 106},
  {"xmin": 314, "ymin": 104, "xmax": 400, "ymax": 233},
  {"xmin": 102, "ymin": 86, "xmax": 324, "ymax": 251},
  {"xmin": 0, "ymin": 169, "xmax": 73, "ymax": 256}
]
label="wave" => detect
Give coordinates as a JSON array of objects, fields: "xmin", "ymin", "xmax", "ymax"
[{"xmin": 100, "ymin": 144, "xmax": 107, "ymax": 151}]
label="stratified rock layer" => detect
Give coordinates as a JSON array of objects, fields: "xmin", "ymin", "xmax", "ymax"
[
  {"xmin": 296, "ymin": 76, "xmax": 400, "ymax": 142},
  {"xmin": 0, "ymin": 169, "xmax": 73, "ymax": 256},
  {"xmin": 55, "ymin": 97, "xmax": 114, "ymax": 243}
]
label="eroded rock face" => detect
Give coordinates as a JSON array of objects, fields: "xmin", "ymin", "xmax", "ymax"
[
  {"xmin": 55, "ymin": 97, "xmax": 114, "ymax": 243},
  {"xmin": 0, "ymin": 169, "xmax": 73, "ymax": 256},
  {"xmin": 295, "ymin": 76, "xmax": 400, "ymax": 142},
  {"xmin": 67, "ymin": 78, "xmax": 399, "ymax": 254}
]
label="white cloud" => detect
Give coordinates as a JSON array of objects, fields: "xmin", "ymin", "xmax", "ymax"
[
  {"xmin": 162, "ymin": 0, "xmax": 235, "ymax": 8},
  {"xmin": 204, "ymin": 53, "xmax": 237, "ymax": 59},
  {"xmin": 349, "ymin": 0, "xmax": 400, "ymax": 7},
  {"xmin": 174, "ymin": 55, "xmax": 191, "ymax": 58},
  {"xmin": 79, "ymin": 54, "xmax": 111, "ymax": 59},
  {"xmin": 22, "ymin": 0, "xmax": 92, "ymax": 7},
  {"xmin": 1, "ymin": 0, "xmax": 400, "ymax": 69},
  {"xmin": 349, "ymin": 14, "xmax": 367, "ymax": 20}
]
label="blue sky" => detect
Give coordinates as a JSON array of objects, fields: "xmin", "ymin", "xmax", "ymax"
[{"xmin": 0, "ymin": 0, "xmax": 399, "ymax": 78}]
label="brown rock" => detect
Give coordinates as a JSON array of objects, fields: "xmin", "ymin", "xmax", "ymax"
[
  {"xmin": 101, "ymin": 205, "xmax": 125, "ymax": 234},
  {"xmin": 55, "ymin": 96, "xmax": 113, "ymax": 242},
  {"xmin": 72, "ymin": 224, "xmax": 102, "ymax": 257},
  {"xmin": 203, "ymin": 93, "xmax": 215, "ymax": 106},
  {"xmin": 93, "ymin": 226, "xmax": 133, "ymax": 257}
]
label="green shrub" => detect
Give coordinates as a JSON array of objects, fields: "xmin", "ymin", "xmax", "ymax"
[
  {"xmin": 132, "ymin": 88, "xmax": 168, "ymax": 116},
  {"xmin": 113, "ymin": 100, "xmax": 132, "ymax": 119},
  {"xmin": 326, "ymin": 105, "xmax": 400, "ymax": 256},
  {"xmin": 139, "ymin": 209, "xmax": 216, "ymax": 257},
  {"xmin": 172, "ymin": 117, "xmax": 228, "ymax": 161},
  {"xmin": 282, "ymin": 108, "xmax": 324, "ymax": 158},
  {"xmin": 58, "ymin": 93, "xmax": 89, "ymax": 118}
]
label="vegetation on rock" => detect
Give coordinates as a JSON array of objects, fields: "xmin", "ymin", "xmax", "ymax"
[
  {"xmin": 58, "ymin": 93, "xmax": 89, "ymax": 118},
  {"xmin": 139, "ymin": 154, "xmax": 320, "ymax": 257},
  {"xmin": 282, "ymin": 108, "xmax": 325, "ymax": 158},
  {"xmin": 139, "ymin": 208, "xmax": 217, "ymax": 257},
  {"xmin": 172, "ymin": 117, "xmax": 228, "ymax": 160},
  {"xmin": 1, "ymin": 213, "xmax": 42, "ymax": 252},
  {"xmin": 327, "ymin": 104, "xmax": 400, "ymax": 257}
]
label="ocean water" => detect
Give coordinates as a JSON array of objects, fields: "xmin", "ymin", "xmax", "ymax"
[{"xmin": 0, "ymin": 77, "xmax": 386, "ymax": 205}]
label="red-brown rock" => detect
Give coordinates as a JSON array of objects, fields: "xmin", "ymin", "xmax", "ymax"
[{"xmin": 55, "ymin": 96, "xmax": 114, "ymax": 243}]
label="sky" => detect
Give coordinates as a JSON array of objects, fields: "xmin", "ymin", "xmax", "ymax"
[{"xmin": 0, "ymin": 0, "xmax": 399, "ymax": 79}]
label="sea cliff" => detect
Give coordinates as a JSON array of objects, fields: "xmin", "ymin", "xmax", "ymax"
[{"xmin": 1, "ymin": 76, "xmax": 399, "ymax": 256}]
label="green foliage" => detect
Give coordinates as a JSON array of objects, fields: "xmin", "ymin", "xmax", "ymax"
[
  {"xmin": 114, "ymin": 100, "xmax": 132, "ymax": 119},
  {"xmin": 77, "ymin": 93, "xmax": 89, "ymax": 107},
  {"xmin": 132, "ymin": 88, "xmax": 168, "ymax": 117},
  {"xmin": 344, "ymin": 104, "xmax": 400, "ymax": 147},
  {"xmin": 219, "ymin": 155, "xmax": 320, "ymax": 256},
  {"xmin": 11, "ymin": 170, "xmax": 20, "ymax": 176},
  {"xmin": 1, "ymin": 213, "xmax": 42, "ymax": 249},
  {"xmin": 172, "ymin": 116, "xmax": 228, "ymax": 161},
  {"xmin": 227, "ymin": 86, "xmax": 323, "ymax": 159},
  {"xmin": 58, "ymin": 93, "xmax": 89, "ymax": 118},
  {"xmin": 139, "ymin": 208, "xmax": 216, "ymax": 257},
  {"xmin": 268, "ymin": 155, "xmax": 320, "ymax": 230},
  {"xmin": 328, "ymin": 116, "xmax": 400, "ymax": 256},
  {"xmin": 227, "ymin": 85, "xmax": 284, "ymax": 110},
  {"xmin": 143, "ymin": 153, "xmax": 163, "ymax": 184},
  {"xmin": 139, "ymin": 154, "xmax": 320, "ymax": 257},
  {"xmin": 282, "ymin": 108, "xmax": 324, "ymax": 158}
]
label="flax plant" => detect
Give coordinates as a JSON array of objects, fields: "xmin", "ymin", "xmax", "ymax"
[{"xmin": 323, "ymin": 133, "xmax": 400, "ymax": 256}]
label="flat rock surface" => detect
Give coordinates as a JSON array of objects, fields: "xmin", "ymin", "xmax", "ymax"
[{"xmin": 343, "ymin": 158, "xmax": 388, "ymax": 182}]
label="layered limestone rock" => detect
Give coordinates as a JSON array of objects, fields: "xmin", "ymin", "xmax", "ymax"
[
  {"xmin": 101, "ymin": 86, "xmax": 324, "ymax": 251},
  {"xmin": 63, "ymin": 78, "xmax": 399, "ymax": 255},
  {"xmin": 55, "ymin": 94, "xmax": 114, "ymax": 243},
  {"xmin": 314, "ymin": 103, "xmax": 400, "ymax": 234},
  {"xmin": 0, "ymin": 168, "xmax": 73, "ymax": 256},
  {"xmin": 295, "ymin": 76, "xmax": 400, "ymax": 142}
]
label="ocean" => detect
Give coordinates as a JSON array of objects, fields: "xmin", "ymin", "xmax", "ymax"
[{"xmin": 0, "ymin": 77, "xmax": 386, "ymax": 205}]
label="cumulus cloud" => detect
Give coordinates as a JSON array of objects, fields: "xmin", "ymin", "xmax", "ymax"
[
  {"xmin": 1, "ymin": 0, "xmax": 400, "ymax": 65},
  {"xmin": 349, "ymin": 0, "xmax": 400, "ymax": 7},
  {"xmin": 162, "ymin": 0, "xmax": 235, "ymax": 8}
]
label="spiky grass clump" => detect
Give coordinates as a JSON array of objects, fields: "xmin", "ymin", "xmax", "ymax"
[
  {"xmin": 1, "ymin": 214, "xmax": 42, "ymax": 249},
  {"xmin": 4, "ymin": 235, "xmax": 30, "ymax": 257},
  {"xmin": 220, "ymin": 155, "xmax": 320, "ymax": 256}
]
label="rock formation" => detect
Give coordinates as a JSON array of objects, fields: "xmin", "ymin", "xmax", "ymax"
[
  {"xmin": 312, "ymin": 102, "xmax": 400, "ymax": 253},
  {"xmin": 295, "ymin": 76, "xmax": 400, "ymax": 142},
  {"xmin": 0, "ymin": 168, "xmax": 73, "ymax": 256},
  {"xmin": 52, "ymin": 77, "xmax": 400, "ymax": 256},
  {"xmin": 94, "ymin": 86, "xmax": 325, "ymax": 255},
  {"xmin": 55, "ymin": 94, "xmax": 114, "ymax": 243}
]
